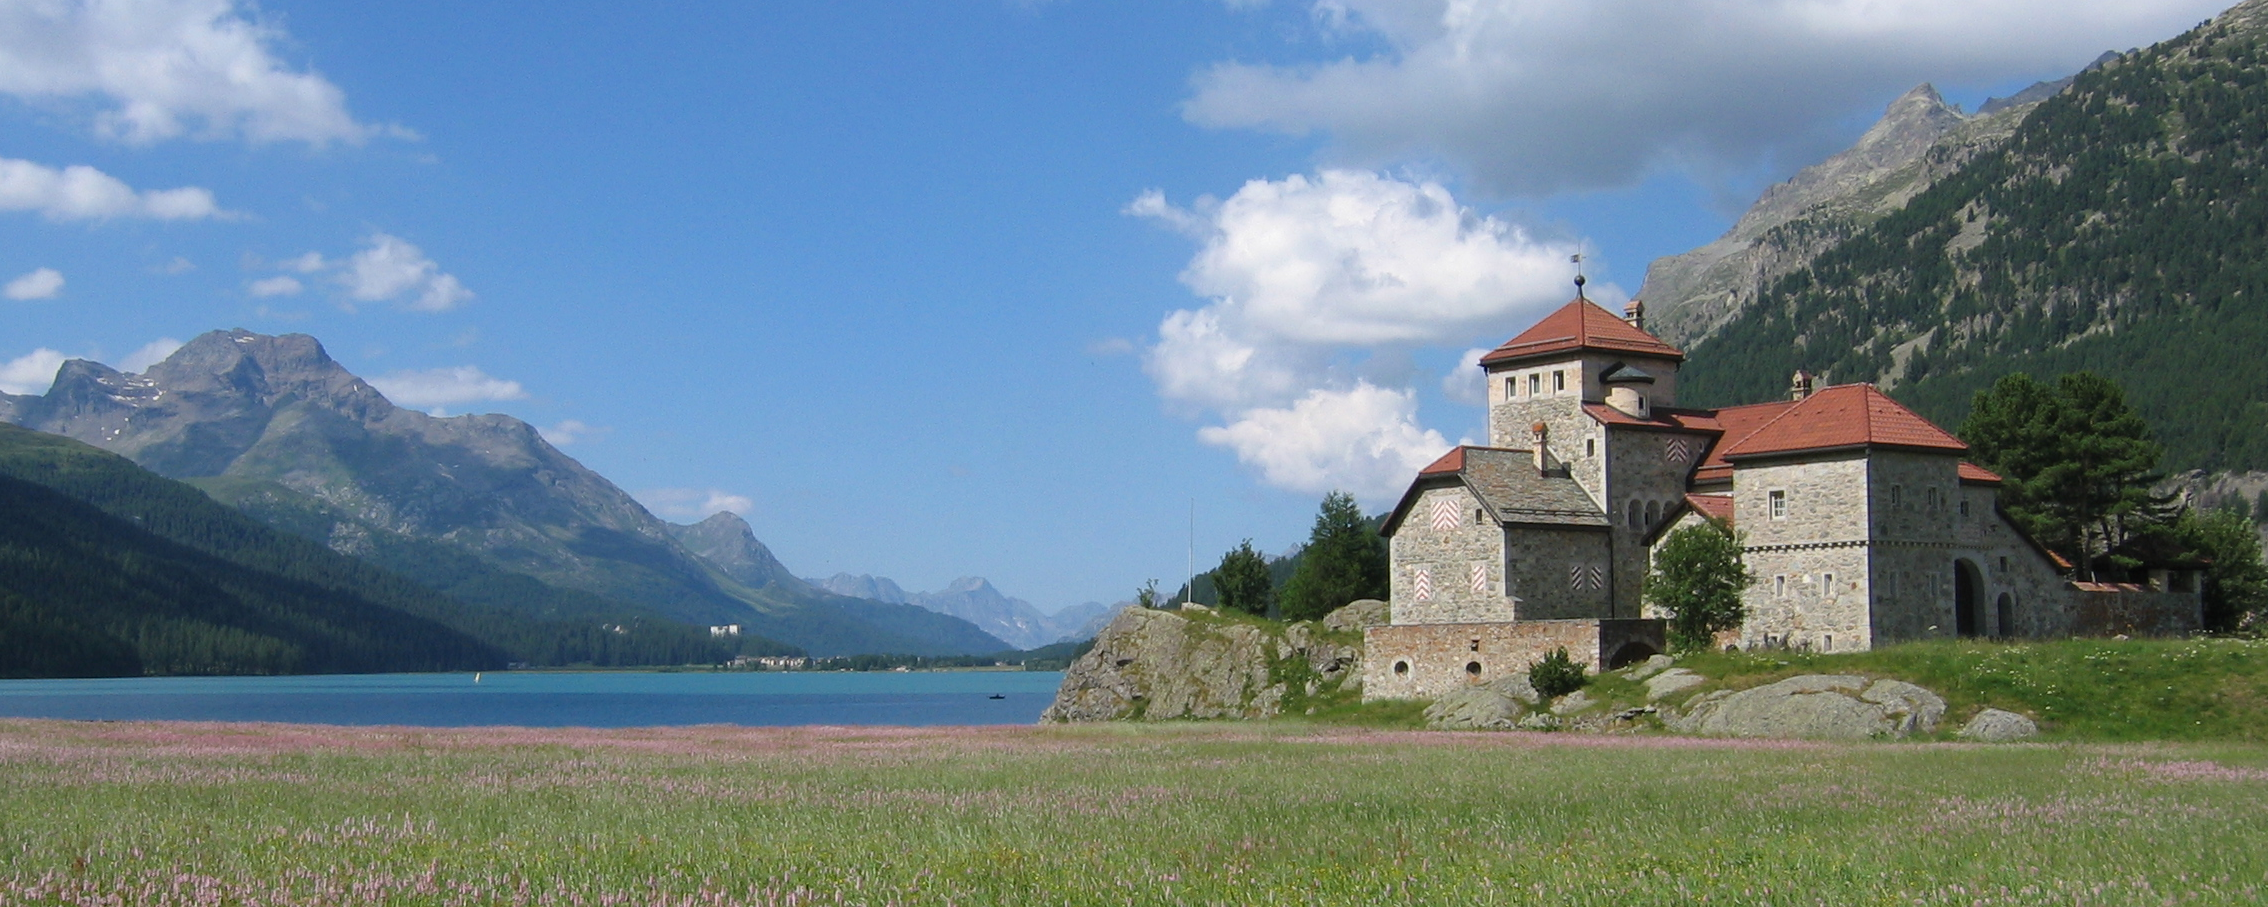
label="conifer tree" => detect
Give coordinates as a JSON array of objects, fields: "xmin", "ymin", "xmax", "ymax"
[
  {"xmin": 1277, "ymin": 492, "xmax": 1387, "ymax": 622},
  {"xmin": 1211, "ymin": 539, "xmax": 1274, "ymax": 617},
  {"xmin": 1960, "ymin": 372, "xmax": 2177, "ymax": 578}
]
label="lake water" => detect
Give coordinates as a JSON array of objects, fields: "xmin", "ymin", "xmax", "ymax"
[{"xmin": 0, "ymin": 670, "xmax": 1067, "ymax": 727}]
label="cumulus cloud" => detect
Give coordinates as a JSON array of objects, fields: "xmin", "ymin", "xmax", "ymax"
[
  {"xmin": 4, "ymin": 267, "xmax": 63, "ymax": 300},
  {"xmin": 1441, "ymin": 347, "xmax": 1490, "ymax": 405},
  {"xmin": 117, "ymin": 337, "xmax": 182, "ymax": 373},
  {"xmin": 1134, "ymin": 170, "xmax": 1572, "ymax": 504},
  {"xmin": 0, "ymin": 347, "xmax": 64, "ymax": 394},
  {"xmin": 339, "ymin": 234, "xmax": 472, "ymax": 312},
  {"xmin": 0, "ymin": 157, "xmax": 226, "ymax": 220},
  {"xmin": 639, "ymin": 487, "xmax": 756, "ymax": 521},
  {"xmin": 367, "ymin": 365, "xmax": 525, "ymax": 412},
  {"xmin": 0, "ymin": 0, "xmax": 391, "ymax": 145},
  {"xmin": 1197, "ymin": 383, "xmax": 1451, "ymax": 501},
  {"xmin": 538, "ymin": 419, "xmax": 609, "ymax": 446},
  {"xmin": 246, "ymin": 274, "xmax": 300, "ymax": 297},
  {"xmin": 1188, "ymin": 0, "xmax": 2227, "ymax": 194}
]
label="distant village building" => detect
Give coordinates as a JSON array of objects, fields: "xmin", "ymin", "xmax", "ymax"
[
  {"xmin": 710, "ymin": 624, "xmax": 742, "ymax": 637},
  {"xmin": 1365, "ymin": 295, "xmax": 2204, "ymax": 701},
  {"xmin": 731, "ymin": 654, "xmax": 808, "ymax": 670}
]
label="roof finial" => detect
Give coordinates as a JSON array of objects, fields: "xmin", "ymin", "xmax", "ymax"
[{"xmin": 1570, "ymin": 253, "xmax": 1587, "ymax": 300}]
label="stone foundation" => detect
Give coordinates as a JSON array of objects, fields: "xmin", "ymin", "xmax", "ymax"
[{"xmin": 1362, "ymin": 618, "xmax": 1664, "ymax": 701}]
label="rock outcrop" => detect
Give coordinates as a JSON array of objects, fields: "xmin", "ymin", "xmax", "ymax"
[
  {"xmin": 1958, "ymin": 708, "xmax": 2041, "ymax": 742},
  {"xmin": 1041, "ymin": 605, "xmax": 1364, "ymax": 722},
  {"xmin": 1423, "ymin": 675, "xmax": 1539, "ymax": 730},
  {"xmin": 1664, "ymin": 674, "xmax": 1946, "ymax": 740}
]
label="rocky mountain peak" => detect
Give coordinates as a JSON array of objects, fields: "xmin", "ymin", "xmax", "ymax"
[{"xmin": 668, "ymin": 512, "xmax": 806, "ymax": 592}]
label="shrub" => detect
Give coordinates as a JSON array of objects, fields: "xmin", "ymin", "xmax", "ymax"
[{"xmin": 1528, "ymin": 647, "xmax": 1587, "ymax": 698}]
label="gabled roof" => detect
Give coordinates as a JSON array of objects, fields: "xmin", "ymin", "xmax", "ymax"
[
  {"xmin": 1382, "ymin": 446, "xmax": 1607, "ymax": 536},
  {"xmin": 1478, "ymin": 298, "xmax": 1684, "ymax": 367},
  {"xmin": 1958, "ymin": 462, "xmax": 2003, "ymax": 485},
  {"xmin": 1684, "ymin": 493, "xmax": 1735, "ymax": 524},
  {"xmin": 1719, "ymin": 384, "xmax": 1966, "ymax": 461},
  {"xmin": 1687, "ymin": 400, "xmax": 1797, "ymax": 485}
]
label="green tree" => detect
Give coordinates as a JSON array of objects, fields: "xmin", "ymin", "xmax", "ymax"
[
  {"xmin": 1211, "ymin": 539, "xmax": 1273, "ymax": 617},
  {"xmin": 1642, "ymin": 519, "xmax": 1755, "ymax": 652},
  {"xmin": 1134, "ymin": 579, "xmax": 1161, "ymax": 610},
  {"xmin": 1959, "ymin": 372, "xmax": 2177, "ymax": 578},
  {"xmin": 2171, "ymin": 508, "xmax": 2268, "ymax": 633},
  {"xmin": 1277, "ymin": 491, "xmax": 1387, "ymax": 622}
]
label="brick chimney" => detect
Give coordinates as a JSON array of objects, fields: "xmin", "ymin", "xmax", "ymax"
[
  {"xmin": 1623, "ymin": 300, "xmax": 1646, "ymax": 332},
  {"xmin": 1530, "ymin": 422, "xmax": 1551, "ymax": 474}
]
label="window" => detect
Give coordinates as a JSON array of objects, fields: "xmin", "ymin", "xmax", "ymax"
[
  {"xmin": 1586, "ymin": 438, "xmax": 1596, "ymax": 458},
  {"xmin": 1889, "ymin": 485, "xmax": 1904, "ymax": 509},
  {"xmin": 1824, "ymin": 635, "xmax": 1833, "ymax": 652},
  {"xmin": 1528, "ymin": 374, "xmax": 1540, "ymax": 396},
  {"xmin": 1627, "ymin": 499, "xmax": 1643, "ymax": 528},
  {"xmin": 1823, "ymin": 572, "xmax": 1835, "ymax": 591},
  {"xmin": 1553, "ymin": 370, "xmax": 1566, "ymax": 393},
  {"xmin": 1505, "ymin": 377, "xmax": 1516, "ymax": 400},
  {"xmin": 1393, "ymin": 660, "xmax": 1410, "ymax": 675},
  {"xmin": 1775, "ymin": 575, "xmax": 1788, "ymax": 597},
  {"xmin": 1926, "ymin": 487, "xmax": 1940, "ymax": 510},
  {"xmin": 1645, "ymin": 500, "xmax": 1660, "ymax": 527},
  {"xmin": 1999, "ymin": 556, "xmax": 2010, "ymax": 573},
  {"xmin": 1768, "ymin": 489, "xmax": 1787, "ymax": 520},
  {"xmin": 1959, "ymin": 499, "xmax": 1971, "ymax": 518},
  {"xmin": 1883, "ymin": 572, "xmax": 1897, "ymax": 598}
]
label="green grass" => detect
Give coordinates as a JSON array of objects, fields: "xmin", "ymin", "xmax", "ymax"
[
  {"xmin": 1, "ymin": 719, "xmax": 2263, "ymax": 905},
  {"xmin": 1667, "ymin": 637, "xmax": 2268, "ymax": 742}
]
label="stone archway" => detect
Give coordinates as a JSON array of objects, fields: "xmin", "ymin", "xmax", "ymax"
[
  {"xmin": 1605, "ymin": 639, "xmax": 1659, "ymax": 670},
  {"xmin": 1954, "ymin": 559, "xmax": 1984, "ymax": 638}
]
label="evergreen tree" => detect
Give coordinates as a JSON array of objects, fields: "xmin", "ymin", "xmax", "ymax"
[
  {"xmin": 1642, "ymin": 519, "xmax": 1755, "ymax": 652},
  {"xmin": 1211, "ymin": 539, "xmax": 1274, "ymax": 617},
  {"xmin": 2172, "ymin": 508, "xmax": 2268, "ymax": 632},
  {"xmin": 1960, "ymin": 372, "xmax": 2177, "ymax": 578},
  {"xmin": 1277, "ymin": 492, "xmax": 1387, "ymax": 622}
]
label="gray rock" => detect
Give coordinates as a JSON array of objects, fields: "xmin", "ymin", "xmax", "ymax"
[
  {"xmin": 1624, "ymin": 654, "xmax": 1676, "ymax": 681},
  {"xmin": 1958, "ymin": 708, "xmax": 2040, "ymax": 742},
  {"xmin": 1664, "ymin": 675, "xmax": 1945, "ymax": 740},
  {"xmin": 1643, "ymin": 668, "xmax": 1706, "ymax": 702},
  {"xmin": 1424, "ymin": 684, "xmax": 1528, "ymax": 730},
  {"xmin": 1550, "ymin": 690, "xmax": 1599, "ymax": 716},
  {"xmin": 1322, "ymin": 599, "xmax": 1390, "ymax": 633},
  {"xmin": 1042, "ymin": 607, "xmax": 1362, "ymax": 722},
  {"xmin": 1515, "ymin": 712, "xmax": 1562, "ymax": 731}
]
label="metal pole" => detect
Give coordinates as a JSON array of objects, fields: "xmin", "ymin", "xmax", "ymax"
[{"xmin": 1187, "ymin": 498, "xmax": 1195, "ymax": 607}]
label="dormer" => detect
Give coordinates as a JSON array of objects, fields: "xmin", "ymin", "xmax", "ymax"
[{"xmin": 1599, "ymin": 361, "xmax": 1655, "ymax": 418}]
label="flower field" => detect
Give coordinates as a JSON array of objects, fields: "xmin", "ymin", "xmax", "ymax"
[{"xmin": 1, "ymin": 719, "xmax": 2263, "ymax": 906}]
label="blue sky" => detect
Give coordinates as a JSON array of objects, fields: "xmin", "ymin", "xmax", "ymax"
[{"xmin": 0, "ymin": 0, "xmax": 2228, "ymax": 612}]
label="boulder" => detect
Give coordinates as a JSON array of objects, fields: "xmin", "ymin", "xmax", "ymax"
[
  {"xmin": 1323, "ymin": 599, "xmax": 1390, "ymax": 633},
  {"xmin": 1042, "ymin": 607, "xmax": 1362, "ymax": 722},
  {"xmin": 1643, "ymin": 668, "xmax": 1706, "ymax": 702},
  {"xmin": 1624, "ymin": 654, "xmax": 1676, "ymax": 681},
  {"xmin": 1664, "ymin": 674, "xmax": 1946, "ymax": 739},
  {"xmin": 1550, "ymin": 690, "xmax": 1599, "ymax": 716},
  {"xmin": 1958, "ymin": 708, "xmax": 2040, "ymax": 742},
  {"xmin": 1422, "ymin": 675, "xmax": 1540, "ymax": 730}
]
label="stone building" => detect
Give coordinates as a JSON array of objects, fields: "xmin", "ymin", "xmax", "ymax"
[{"xmin": 1364, "ymin": 295, "xmax": 2203, "ymax": 702}]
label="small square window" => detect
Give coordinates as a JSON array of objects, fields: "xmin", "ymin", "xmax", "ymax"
[
  {"xmin": 1528, "ymin": 374, "xmax": 1540, "ymax": 395},
  {"xmin": 1553, "ymin": 370, "xmax": 1566, "ymax": 392},
  {"xmin": 1505, "ymin": 377, "xmax": 1516, "ymax": 400},
  {"xmin": 1768, "ymin": 490, "xmax": 1787, "ymax": 520},
  {"xmin": 1959, "ymin": 499, "xmax": 1971, "ymax": 518}
]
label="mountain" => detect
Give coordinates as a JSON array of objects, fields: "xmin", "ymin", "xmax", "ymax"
[
  {"xmin": 1675, "ymin": 0, "xmax": 2268, "ymax": 480},
  {"xmin": 810, "ymin": 573, "xmax": 1124, "ymax": 648},
  {"xmin": 0, "ymin": 330, "xmax": 1007, "ymax": 656},
  {"xmin": 1640, "ymin": 84, "xmax": 2036, "ymax": 346},
  {"xmin": 0, "ymin": 425, "xmax": 504, "ymax": 677},
  {"xmin": 668, "ymin": 512, "xmax": 806, "ymax": 592}
]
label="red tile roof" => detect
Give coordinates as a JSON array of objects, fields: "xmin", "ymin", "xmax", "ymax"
[
  {"xmin": 1419, "ymin": 446, "xmax": 1466, "ymax": 475},
  {"xmin": 1958, "ymin": 462, "xmax": 2003, "ymax": 485},
  {"xmin": 1688, "ymin": 400, "xmax": 1798, "ymax": 484},
  {"xmin": 1479, "ymin": 298, "xmax": 1684, "ymax": 367},
  {"xmin": 1580, "ymin": 404, "xmax": 1722, "ymax": 432},
  {"xmin": 1685, "ymin": 493, "xmax": 1735, "ymax": 525},
  {"xmin": 1719, "ymin": 384, "xmax": 1967, "ymax": 460}
]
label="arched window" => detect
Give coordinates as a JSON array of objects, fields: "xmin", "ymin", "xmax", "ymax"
[
  {"xmin": 1645, "ymin": 500, "xmax": 1661, "ymax": 527},
  {"xmin": 1627, "ymin": 500, "xmax": 1643, "ymax": 528}
]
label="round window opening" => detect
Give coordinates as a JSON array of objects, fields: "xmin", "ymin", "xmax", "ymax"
[
  {"xmin": 1465, "ymin": 661, "xmax": 1482, "ymax": 676},
  {"xmin": 1392, "ymin": 660, "xmax": 1410, "ymax": 675}
]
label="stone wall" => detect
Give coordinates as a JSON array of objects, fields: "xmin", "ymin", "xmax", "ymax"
[
  {"xmin": 1505, "ymin": 525, "xmax": 1613, "ymax": 619},
  {"xmin": 1362, "ymin": 618, "xmax": 1666, "ymax": 701},
  {"xmin": 1605, "ymin": 425, "xmax": 1712, "ymax": 619},
  {"xmin": 1390, "ymin": 485, "xmax": 1514, "ymax": 624},
  {"xmin": 1734, "ymin": 453, "xmax": 1874, "ymax": 650},
  {"xmin": 2070, "ymin": 586, "xmax": 2204, "ymax": 637}
]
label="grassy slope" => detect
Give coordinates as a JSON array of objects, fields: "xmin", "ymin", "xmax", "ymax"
[{"xmin": 2, "ymin": 720, "xmax": 2261, "ymax": 905}]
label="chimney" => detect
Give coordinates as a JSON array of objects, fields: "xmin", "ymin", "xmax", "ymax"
[
  {"xmin": 1530, "ymin": 422, "xmax": 1552, "ymax": 474},
  {"xmin": 1623, "ymin": 300, "xmax": 1645, "ymax": 332},
  {"xmin": 1789, "ymin": 370, "xmax": 1815, "ymax": 401}
]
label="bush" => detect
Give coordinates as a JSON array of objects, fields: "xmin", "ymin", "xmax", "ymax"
[{"xmin": 1528, "ymin": 647, "xmax": 1587, "ymax": 698}]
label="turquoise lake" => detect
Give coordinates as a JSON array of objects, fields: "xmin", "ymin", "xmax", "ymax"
[{"xmin": 0, "ymin": 670, "xmax": 1067, "ymax": 727}]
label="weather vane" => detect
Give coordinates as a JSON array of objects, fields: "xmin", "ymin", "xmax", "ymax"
[{"xmin": 1571, "ymin": 252, "xmax": 1587, "ymax": 299}]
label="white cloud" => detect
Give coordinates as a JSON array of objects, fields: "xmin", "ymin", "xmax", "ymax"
[
  {"xmin": 1441, "ymin": 347, "xmax": 1490, "ymax": 405},
  {"xmin": 247, "ymin": 274, "xmax": 300, "ymax": 297},
  {"xmin": 282, "ymin": 251, "xmax": 327, "ymax": 273},
  {"xmin": 117, "ymin": 337, "xmax": 181, "ymax": 373},
  {"xmin": 1135, "ymin": 170, "xmax": 1570, "ymax": 505},
  {"xmin": 4, "ymin": 267, "xmax": 63, "ymax": 300},
  {"xmin": 1196, "ymin": 383, "xmax": 1452, "ymax": 502},
  {"xmin": 1188, "ymin": 0, "xmax": 2227, "ymax": 194},
  {"xmin": 638, "ymin": 487, "xmax": 756, "ymax": 521},
  {"xmin": 0, "ymin": 347, "xmax": 64, "ymax": 394},
  {"xmin": 155, "ymin": 255, "xmax": 193, "ymax": 273},
  {"xmin": 0, "ymin": 0, "xmax": 388, "ymax": 145},
  {"xmin": 338, "ymin": 233, "xmax": 472, "ymax": 312},
  {"xmin": 538, "ymin": 419, "xmax": 609, "ymax": 446},
  {"xmin": 367, "ymin": 365, "xmax": 525, "ymax": 411},
  {"xmin": 0, "ymin": 157, "xmax": 223, "ymax": 220}
]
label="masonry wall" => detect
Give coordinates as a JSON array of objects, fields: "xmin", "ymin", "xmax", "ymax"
[
  {"xmin": 1505, "ymin": 525, "xmax": 1614, "ymax": 620},
  {"xmin": 1389, "ymin": 486, "xmax": 1514, "ymax": 624},
  {"xmin": 1362, "ymin": 620, "xmax": 1599, "ymax": 701},
  {"xmin": 1734, "ymin": 453, "xmax": 1875, "ymax": 651},
  {"xmin": 1604, "ymin": 425, "xmax": 1712, "ymax": 620}
]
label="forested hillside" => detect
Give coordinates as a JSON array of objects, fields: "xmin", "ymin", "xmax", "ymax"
[
  {"xmin": 0, "ymin": 425, "xmax": 795, "ymax": 674},
  {"xmin": 1681, "ymin": 1, "xmax": 2268, "ymax": 475}
]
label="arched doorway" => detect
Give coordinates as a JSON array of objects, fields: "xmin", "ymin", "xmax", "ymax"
[
  {"xmin": 1605, "ymin": 640, "xmax": 1659, "ymax": 670},
  {"xmin": 1954, "ymin": 559, "xmax": 1984, "ymax": 638}
]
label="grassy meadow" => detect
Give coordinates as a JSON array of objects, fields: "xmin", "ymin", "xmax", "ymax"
[{"xmin": 1, "ymin": 719, "xmax": 2264, "ymax": 906}]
